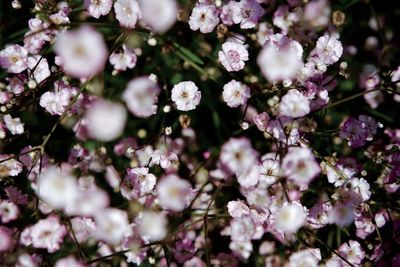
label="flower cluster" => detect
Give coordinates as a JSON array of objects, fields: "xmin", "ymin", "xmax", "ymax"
[{"xmin": 0, "ymin": 0, "xmax": 399, "ymax": 266}]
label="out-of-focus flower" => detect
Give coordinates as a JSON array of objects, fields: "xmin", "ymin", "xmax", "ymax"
[
  {"xmin": 114, "ymin": 0, "xmax": 141, "ymax": 28},
  {"xmin": 274, "ymin": 202, "xmax": 307, "ymax": 234},
  {"xmin": 279, "ymin": 89, "xmax": 310, "ymax": 118},
  {"xmin": 223, "ymin": 80, "xmax": 250, "ymax": 108},
  {"xmin": 257, "ymin": 34, "xmax": 303, "ymax": 82},
  {"xmin": 219, "ymin": 41, "xmax": 249, "ymax": 72},
  {"xmin": 3, "ymin": 114, "xmax": 24, "ymax": 135},
  {"xmin": 328, "ymin": 202, "xmax": 356, "ymax": 227},
  {"xmin": 36, "ymin": 166, "xmax": 79, "ymax": 210},
  {"xmin": 0, "ymin": 200, "xmax": 19, "ymax": 223},
  {"xmin": 55, "ymin": 256, "xmax": 85, "ymax": 267},
  {"xmin": 109, "ymin": 45, "xmax": 137, "ymax": 71},
  {"xmin": 171, "ymin": 81, "xmax": 202, "ymax": 111},
  {"xmin": 303, "ymin": 0, "xmax": 331, "ymax": 28},
  {"xmin": 156, "ymin": 174, "xmax": 193, "ymax": 211},
  {"xmin": 189, "ymin": 4, "xmax": 220, "ymax": 34},
  {"xmin": 287, "ymin": 249, "xmax": 321, "ymax": 267},
  {"xmin": 0, "ymin": 226, "xmax": 12, "ymax": 252},
  {"xmin": 219, "ymin": 137, "xmax": 258, "ymax": 176},
  {"xmin": 0, "ymin": 44, "xmax": 28, "ymax": 74},
  {"xmin": 282, "ymin": 147, "xmax": 320, "ymax": 186},
  {"xmin": 93, "ymin": 208, "xmax": 130, "ymax": 245},
  {"xmin": 137, "ymin": 211, "xmax": 167, "ymax": 242},
  {"xmin": 84, "ymin": 0, "xmax": 113, "ymax": 18},
  {"xmin": 122, "ymin": 77, "xmax": 160, "ymax": 118},
  {"xmin": 138, "ymin": 0, "xmax": 177, "ymax": 33},
  {"xmin": 84, "ymin": 99, "xmax": 127, "ymax": 141},
  {"xmin": 54, "ymin": 26, "xmax": 108, "ymax": 78}
]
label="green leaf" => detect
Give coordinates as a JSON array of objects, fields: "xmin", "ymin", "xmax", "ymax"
[{"xmin": 173, "ymin": 42, "xmax": 204, "ymax": 65}]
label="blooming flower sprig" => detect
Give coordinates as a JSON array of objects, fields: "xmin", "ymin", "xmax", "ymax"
[{"xmin": 0, "ymin": 0, "xmax": 399, "ymax": 266}]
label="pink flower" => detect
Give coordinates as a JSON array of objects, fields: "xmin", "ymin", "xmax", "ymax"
[
  {"xmin": 303, "ymin": 0, "xmax": 331, "ymax": 28},
  {"xmin": 227, "ymin": 200, "xmax": 250, "ymax": 218},
  {"xmin": 27, "ymin": 56, "xmax": 51, "ymax": 84},
  {"xmin": 84, "ymin": 0, "xmax": 113, "ymax": 18},
  {"xmin": 282, "ymin": 147, "xmax": 321, "ymax": 186},
  {"xmin": 40, "ymin": 84, "xmax": 76, "ymax": 116},
  {"xmin": 171, "ymin": 81, "xmax": 202, "ymax": 111},
  {"xmin": 156, "ymin": 174, "xmax": 193, "ymax": 211},
  {"xmin": 0, "ymin": 226, "xmax": 12, "ymax": 252},
  {"xmin": 218, "ymin": 41, "xmax": 249, "ymax": 72},
  {"xmin": 231, "ymin": 0, "xmax": 264, "ymax": 29},
  {"xmin": 3, "ymin": 114, "xmax": 24, "ymax": 135},
  {"xmin": 220, "ymin": 1, "xmax": 236, "ymax": 26},
  {"xmin": 29, "ymin": 216, "xmax": 67, "ymax": 253},
  {"xmin": 55, "ymin": 256, "xmax": 85, "ymax": 267},
  {"xmin": 279, "ymin": 89, "xmax": 310, "ymax": 118},
  {"xmin": 310, "ymin": 34, "xmax": 343, "ymax": 67},
  {"xmin": 0, "ymin": 154, "xmax": 23, "ymax": 176},
  {"xmin": 339, "ymin": 117, "xmax": 369, "ymax": 148},
  {"xmin": 219, "ymin": 137, "xmax": 258, "ymax": 176},
  {"xmin": 338, "ymin": 240, "xmax": 365, "ymax": 265},
  {"xmin": 0, "ymin": 200, "xmax": 19, "ymax": 223},
  {"xmin": 259, "ymin": 158, "xmax": 280, "ymax": 186},
  {"xmin": 126, "ymin": 167, "xmax": 157, "ymax": 197},
  {"xmin": 0, "ymin": 44, "xmax": 28, "ymax": 73},
  {"xmin": 253, "ymin": 112, "xmax": 270, "ymax": 132},
  {"xmin": 189, "ymin": 4, "xmax": 220, "ymax": 34},
  {"xmin": 4, "ymin": 186, "xmax": 28, "ymax": 205},
  {"xmin": 85, "ymin": 99, "xmax": 127, "ymax": 141},
  {"xmin": 114, "ymin": 0, "xmax": 141, "ymax": 28},
  {"xmin": 93, "ymin": 208, "xmax": 131, "ymax": 245},
  {"xmin": 54, "ymin": 26, "xmax": 108, "ymax": 78},
  {"xmin": 71, "ymin": 217, "xmax": 96, "ymax": 243},
  {"xmin": 273, "ymin": 5, "xmax": 299, "ymax": 33},
  {"xmin": 328, "ymin": 202, "xmax": 356, "ymax": 227},
  {"xmin": 222, "ymin": 80, "xmax": 251, "ymax": 108},
  {"xmin": 138, "ymin": 0, "xmax": 177, "ymax": 33},
  {"xmin": 122, "ymin": 77, "xmax": 160, "ymax": 118},
  {"xmin": 109, "ymin": 44, "xmax": 137, "ymax": 71},
  {"xmin": 257, "ymin": 34, "xmax": 303, "ymax": 82}
]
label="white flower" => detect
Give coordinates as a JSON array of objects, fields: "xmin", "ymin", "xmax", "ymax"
[
  {"xmin": 84, "ymin": 0, "xmax": 113, "ymax": 18},
  {"xmin": 156, "ymin": 174, "xmax": 193, "ymax": 211},
  {"xmin": 85, "ymin": 99, "xmax": 127, "ymax": 141},
  {"xmin": 0, "ymin": 200, "xmax": 19, "ymax": 223},
  {"xmin": 138, "ymin": 0, "xmax": 177, "ymax": 33},
  {"xmin": 0, "ymin": 44, "xmax": 28, "ymax": 74},
  {"xmin": 257, "ymin": 34, "xmax": 303, "ymax": 82},
  {"xmin": 346, "ymin": 177, "xmax": 371, "ymax": 201},
  {"xmin": 279, "ymin": 89, "xmax": 310, "ymax": 118},
  {"xmin": 37, "ymin": 166, "xmax": 79, "ymax": 210},
  {"xmin": 338, "ymin": 240, "xmax": 365, "ymax": 265},
  {"xmin": 122, "ymin": 77, "xmax": 160, "ymax": 118},
  {"xmin": 93, "ymin": 208, "xmax": 130, "ymax": 245},
  {"xmin": 109, "ymin": 45, "xmax": 137, "ymax": 71},
  {"xmin": 218, "ymin": 41, "xmax": 249, "ymax": 72},
  {"xmin": 27, "ymin": 56, "xmax": 50, "ymax": 84},
  {"xmin": 127, "ymin": 167, "xmax": 157, "ymax": 196},
  {"xmin": 237, "ymin": 165, "xmax": 260, "ymax": 188},
  {"xmin": 230, "ymin": 216, "xmax": 256, "ymax": 242},
  {"xmin": 282, "ymin": 147, "xmax": 320, "ymax": 186},
  {"xmin": 311, "ymin": 34, "xmax": 343, "ymax": 66},
  {"xmin": 222, "ymin": 80, "xmax": 251, "ymax": 108},
  {"xmin": 231, "ymin": 0, "xmax": 264, "ymax": 29},
  {"xmin": 259, "ymin": 158, "xmax": 280, "ymax": 186},
  {"xmin": 326, "ymin": 164, "xmax": 355, "ymax": 187},
  {"xmin": 189, "ymin": 4, "xmax": 220, "ymax": 34},
  {"xmin": 137, "ymin": 211, "xmax": 167, "ymax": 242},
  {"xmin": 287, "ymin": 249, "xmax": 321, "ymax": 267},
  {"xmin": 54, "ymin": 26, "xmax": 108, "ymax": 78},
  {"xmin": 171, "ymin": 81, "xmax": 201, "ymax": 111},
  {"xmin": 227, "ymin": 200, "xmax": 250, "ymax": 218},
  {"xmin": 274, "ymin": 202, "xmax": 307, "ymax": 234},
  {"xmin": 114, "ymin": 0, "xmax": 141, "ymax": 28},
  {"xmin": 29, "ymin": 216, "xmax": 67, "ymax": 253},
  {"xmin": 3, "ymin": 114, "xmax": 24, "ymax": 135},
  {"xmin": 229, "ymin": 240, "xmax": 253, "ymax": 259}
]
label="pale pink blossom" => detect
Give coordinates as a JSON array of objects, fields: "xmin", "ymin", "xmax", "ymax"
[
  {"xmin": 138, "ymin": 0, "xmax": 177, "ymax": 33},
  {"xmin": 114, "ymin": 0, "xmax": 141, "ymax": 28},
  {"xmin": 259, "ymin": 158, "xmax": 280, "ymax": 186},
  {"xmin": 122, "ymin": 77, "xmax": 160, "ymax": 118},
  {"xmin": 93, "ymin": 208, "xmax": 131, "ymax": 245},
  {"xmin": 219, "ymin": 137, "xmax": 258, "ymax": 176},
  {"xmin": 0, "ymin": 155, "xmax": 23, "ymax": 176},
  {"xmin": 27, "ymin": 56, "xmax": 50, "ymax": 84},
  {"xmin": 55, "ymin": 256, "xmax": 85, "ymax": 267},
  {"xmin": 85, "ymin": 99, "xmax": 127, "ymax": 141},
  {"xmin": 171, "ymin": 81, "xmax": 202, "ymax": 111},
  {"xmin": 54, "ymin": 26, "xmax": 108, "ymax": 78},
  {"xmin": 40, "ymin": 84, "xmax": 76, "ymax": 116},
  {"xmin": 137, "ymin": 211, "xmax": 167, "ymax": 242},
  {"xmin": 189, "ymin": 4, "xmax": 220, "ymax": 34},
  {"xmin": 0, "ymin": 200, "xmax": 19, "ymax": 223},
  {"xmin": 328, "ymin": 202, "xmax": 356, "ymax": 227},
  {"xmin": 227, "ymin": 200, "xmax": 250, "ymax": 218},
  {"xmin": 84, "ymin": 0, "xmax": 113, "ymax": 18},
  {"xmin": 231, "ymin": 0, "xmax": 264, "ymax": 29},
  {"xmin": 279, "ymin": 89, "xmax": 310, "ymax": 118},
  {"xmin": 253, "ymin": 112, "xmax": 270, "ymax": 131},
  {"xmin": 109, "ymin": 45, "xmax": 137, "ymax": 71},
  {"xmin": 0, "ymin": 226, "xmax": 13, "ymax": 252},
  {"xmin": 156, "ymin": 174, "xmax": 193, "ymax": 211},
  {"xmin": 71, "ymin": 217, "xmax": 96, "ymax": 243},
  {"xmin": 310, "ymin": 34, "xmax": 343, "ymax": 67},
  {"xmin": 29, "ymin": 216, "xmax": 67, "ymax": 253},
  {"xmin": 282, "ymin": 147, "xmax": 321, "ymax": 186},
  {"xmin": 0, "ymin": 44, "xmax": 28, "ymax": 73},
  {"xmin": 219, "ymin": 41, "xmax": 249, "ymax": 72},
  {"xmin": 257, "ymin": 34, "xmax": 303, "ymax": 82},
  {"xmin": 338, "ymin": 240, "xmax": 365, "ymax": 266},
  {"xmin": 229, "ymin": 240, "xmax": 253, "ymax": 259},
  {"xmin": 303, "ymin": 0, "xmax": 331, "ymax": 28},
  {"xmin": 274, "ymin": 201, "xmax": 307, "ymax": 234},
  {"xmin": 222, "ymin": 80, "xmax": 251, "ymax": 108},
  {"xmin": 287, "ymin": 249, "xmax": 321, "ymax": 267},
  {"xmin": 3, "ymin": 114, "xmax": 24, "ymax": 135},
  {"xmin": 126, "ymin": 167, "xmax": 157, "ymax": 196}
]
